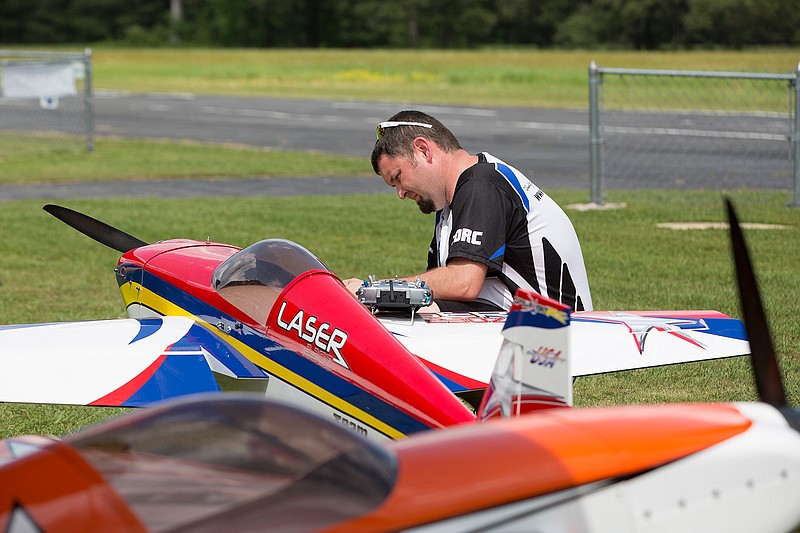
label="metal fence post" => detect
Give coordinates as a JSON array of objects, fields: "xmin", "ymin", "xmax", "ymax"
[
  {"xmin": 792, "ymin": 62, "xmax": 800, "ymax": 207},
  {"xmin": 588, "ymin": 60, "xmax": 604, "ymax": 205},
  {"xmin": 84, "ymin": 47, "xmax": 94, "ymax": 152}
]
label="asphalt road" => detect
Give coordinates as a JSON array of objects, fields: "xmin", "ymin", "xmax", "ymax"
[
  {"xmin": 91, "ymin": 91, "xmax": 592, "ymax": 187},
  {"xmin": 2, "ymin": 91, "xmax": 794, "ymax": 199}
]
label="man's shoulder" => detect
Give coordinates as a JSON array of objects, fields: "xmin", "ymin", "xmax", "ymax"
[
  {"xmin": 460, "ymin": 156, "xmax": 512, "ymax": 188},
  {"xmin": 456, "ymin": 158, "xmax": 530, "ymax": 203}
]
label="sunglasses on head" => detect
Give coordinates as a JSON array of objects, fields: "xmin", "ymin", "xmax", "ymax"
[{"xmin": 376, "ymin": 121, "xmax": 433, "ymax": 140}]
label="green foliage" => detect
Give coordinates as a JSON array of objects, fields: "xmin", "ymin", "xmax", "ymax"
[
  {"xmin": 681, "ymin": 0, "xmax": 800, "ymax": 48},
  {"xmin": 2, "ymin": 0, "xmax": 799, "ymax": 49},
  {"xmin": 556, "ymin": 0, "xmax": 688, "ymax": 49}
]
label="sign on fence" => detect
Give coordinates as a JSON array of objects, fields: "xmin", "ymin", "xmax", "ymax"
[{"xmin": 0, "ymin": 48, "xmax": 94, "ymax": 152}]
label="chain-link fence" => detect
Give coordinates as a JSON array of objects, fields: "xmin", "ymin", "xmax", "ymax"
[
  {"xmin": 0, "ymin": 49, "xmax": 94, "ymax": 153},
  {"xmin": 589, "ymin": 62, "xmax": 800, "ymax": 206}
]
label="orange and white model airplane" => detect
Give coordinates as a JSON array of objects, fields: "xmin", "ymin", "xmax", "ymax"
[{"xmin": 1, "ymin": 199, "xmax": 798, "ymax": 532}]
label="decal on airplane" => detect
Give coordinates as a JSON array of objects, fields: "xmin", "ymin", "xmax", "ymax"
[
  {"xmin": 528, "ymin": 346, "xmax": 563, "ymax": 368},
  {"xmin": 275, "ymin": 301, "xmax": 350, "ymax": 369}
]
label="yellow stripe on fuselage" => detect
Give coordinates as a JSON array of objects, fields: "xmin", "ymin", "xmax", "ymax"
[{"xmin": 121, "ymin": 281, "xmax": 406, "ymax": 439}]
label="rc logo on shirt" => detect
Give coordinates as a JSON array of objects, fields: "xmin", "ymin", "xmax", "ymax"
[{"xmin": 452, "ymin": 227, "xmax": 483, "ymax": 245}]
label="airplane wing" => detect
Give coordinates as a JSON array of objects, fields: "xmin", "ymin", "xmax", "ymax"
[
  {"xmin": 381, "ymin": 309, "xmax": 749, "ymax": 391},
  {"xmin": 0, "ymin": 317, "xmax": 268, "ymax": 407},
  {"xmin": 570, "ymin": 310, "xmax": 749, "ymax": 375},
  {"xmin": 0, "ymin": 309, "xmax": 748, "ymax": 408}
]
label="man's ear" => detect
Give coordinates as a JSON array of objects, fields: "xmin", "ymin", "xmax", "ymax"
[{"xmin": 413, "ymin": 136, "xmax": 434, "ymax": 163}]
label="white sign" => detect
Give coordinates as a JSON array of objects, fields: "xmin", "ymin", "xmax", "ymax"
[{"xmin": 1, "ymin": 62, "xmax": 77, "ymax": 99}]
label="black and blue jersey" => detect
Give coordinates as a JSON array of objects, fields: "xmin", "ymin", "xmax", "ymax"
[{"xmin": 428, "ymin": 153, "xmax": 592, "ymax": 312}]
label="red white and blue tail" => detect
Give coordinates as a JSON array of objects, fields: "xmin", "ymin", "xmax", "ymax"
[{"xmin": 477, "ymin": 290, "xmax": 571, "ymax": 420}]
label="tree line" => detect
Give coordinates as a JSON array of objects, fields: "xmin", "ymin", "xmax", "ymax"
[{"xmin": 2, "ymin": 0, "xmax": 798, "ymax": 49}]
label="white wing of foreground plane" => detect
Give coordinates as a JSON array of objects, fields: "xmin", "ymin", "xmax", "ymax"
[
  {"xmin": 382, "ymin": 309, "xmax": 749, "ymax": 389},
  {"xmin": 0, "ymin": 309, "xmax": 746, "ymax": 407},
  {"xmin": 0, "ymin": 317, "xmax": 268, "ymax": 407}
]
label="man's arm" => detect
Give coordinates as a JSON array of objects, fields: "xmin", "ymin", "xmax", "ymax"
[
  {"xmin": 399, "ymin": 257, "xmax": 488, "ymax": 301},
  {"xmin": 342, "ymin": 258, "xmax": 488, "ymax": 302}
]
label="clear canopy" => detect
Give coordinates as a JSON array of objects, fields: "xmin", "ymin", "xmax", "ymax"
[
  {"xmin": 71, "ymin": 395, "xmax": 395, "ymax": 532},
  {"xmin": 212, "ymin": 239, "xmax": 330, "ymax": 324}
]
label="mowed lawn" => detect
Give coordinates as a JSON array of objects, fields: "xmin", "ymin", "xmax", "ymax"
[
  {"xmin": 1, "ymin": 189, "xmax": 798, "ymax": 438},
  {"xmin": 88, "ymin": 47, "xmax": 800, "ymax": 108}
]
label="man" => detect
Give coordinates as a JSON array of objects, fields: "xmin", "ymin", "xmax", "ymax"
[{"xmin": 345, "ymin": 110, "xmax": 592, "ymax": 312}]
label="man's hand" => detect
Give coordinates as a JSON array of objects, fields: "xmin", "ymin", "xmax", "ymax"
[
  {"xmin": 342, "ymin": 277, "xmax": 366, "ymax": 296},
  {"xmin": 343, "ymin": 276, "xmax": 441, "ymax": 313},
  {"xmin": 342, "ymin": 257, "xmax": 486, "ymax": 310}
]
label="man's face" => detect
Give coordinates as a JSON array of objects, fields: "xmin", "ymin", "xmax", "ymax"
[{"xmin": 378, "ymin": 154, "xmax": 438, "ymax": 214}]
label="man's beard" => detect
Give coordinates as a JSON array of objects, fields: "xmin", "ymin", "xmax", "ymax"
[{"xmin": 417, "ymin": 197, "xmax": 435, "ymax": 214}]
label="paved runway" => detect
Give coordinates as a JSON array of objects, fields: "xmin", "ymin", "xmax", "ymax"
[
  {"xmin": 1, "ymin": 93, "xmax": 591, "ymax": 200},
  {"xmin": 1, "ymin": 91, "xmax": 793, "ymax": 199},
  {"xmin": 88, "ymin": 92, "xmax": 592, "ymax": 188}
]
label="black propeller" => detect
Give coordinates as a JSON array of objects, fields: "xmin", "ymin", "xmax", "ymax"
[
  {"xmin": 725, "ymin": 198, "xmax": 787, "ymax": 408},
  {"xmin": 43, "ymin": 204, "xmax": 148, "ymax": 253}
]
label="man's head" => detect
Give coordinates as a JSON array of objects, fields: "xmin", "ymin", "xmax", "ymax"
[
  {"xmin": 371, "ymin": 111, "xmax": 462, "ymax": 172},
  {"xmin": 371, "ymin": 111, "xmax": 463, "ymax": 214}
]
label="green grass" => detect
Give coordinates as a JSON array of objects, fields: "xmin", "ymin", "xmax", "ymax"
[
  {"xmin": 0, "ymin": 134, "xmax": 370, "ymax": 184},
  {"xmin": 2, "ymin": 47, "xmax": 799, "ymax": 439},
  {"xmin": 71, "ymin": 47, "xmax": 800, "ymax": 108},
  {"xmin": 0, "ymin": 190, "xmax": 798, "ymax": 438}
]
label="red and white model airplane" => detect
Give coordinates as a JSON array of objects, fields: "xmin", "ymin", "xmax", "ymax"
[
  {"xmin": 0, "ymin": 203, "xmax": 748, "ymax": 441},
  {"xmin": 0, "ymin": 199, "xmax": 798, "ymax": 532}
]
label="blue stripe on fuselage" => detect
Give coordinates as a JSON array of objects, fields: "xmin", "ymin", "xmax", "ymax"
[{"xmin": 136, "ymin": 270, "xmax": 433, "ymax": 436}]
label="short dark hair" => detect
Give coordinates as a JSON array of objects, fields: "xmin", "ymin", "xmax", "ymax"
[{"xmin": 370, "ymin": 110, "xmax": 462, "ymax": 174}]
